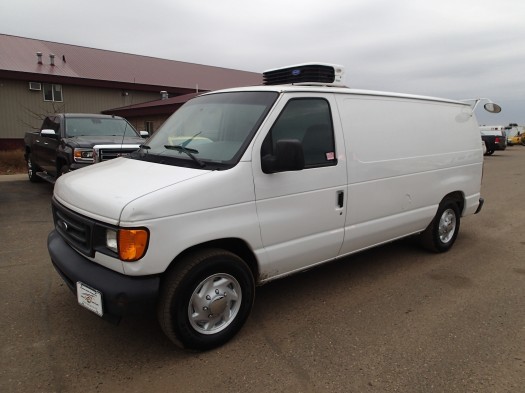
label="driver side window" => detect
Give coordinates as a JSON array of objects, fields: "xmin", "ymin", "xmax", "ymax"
[{"xmin": 262, "ymin": 98, "xmax": 336, "ymax": 168}]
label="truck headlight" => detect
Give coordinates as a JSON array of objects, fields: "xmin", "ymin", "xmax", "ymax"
[
  {"xmin": 106, "ymin": 228, "xmax": 149, "ymax": 262},
  {"xmin": 74, "ymin": 148, "xmax": 94, "ymax": 163}
]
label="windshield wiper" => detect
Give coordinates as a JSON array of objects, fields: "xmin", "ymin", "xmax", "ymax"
[
  {"xmin": 180, "ymin": 132, "xmax": 201, "ymax": 147},
  {"xmin": 164, "ymin": 144, "xmax": 206, "ymax": 168}
]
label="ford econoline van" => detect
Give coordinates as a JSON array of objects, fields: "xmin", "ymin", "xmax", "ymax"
[{"xmin": 48, "ymin": 63, "xmax": 498, "ymax": 350}]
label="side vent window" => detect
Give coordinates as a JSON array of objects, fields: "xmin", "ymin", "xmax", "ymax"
[{"xmin": 263, "ymin": 98, "xmax": 336, "ymax": 168}]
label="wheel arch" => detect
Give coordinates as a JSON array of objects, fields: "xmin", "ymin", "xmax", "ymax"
[
  {"xmin": 164, "ymin": 238, "xmax": 260, "ymax": 282},
  {"xmin": 442, "ymin": 191, "xmax": 464, "ymax": 214}
]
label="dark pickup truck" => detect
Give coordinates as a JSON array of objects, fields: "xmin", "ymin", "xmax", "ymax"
[
  {"xmin": 480, "ymin": 127, "xmax": 507, "ymax": 156},
  {"xmin": 24, "ymin": 113, "xmax": 148, "ymax": 183}
]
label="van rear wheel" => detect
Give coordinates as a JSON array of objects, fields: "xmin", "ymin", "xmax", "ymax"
[
  {"xmin": 157, "ymin": 249, "xmax": 255, "ymax": 350},
  {"xmin": 420, "ymin": 199, "xmax": 460, "ymax": 253}
]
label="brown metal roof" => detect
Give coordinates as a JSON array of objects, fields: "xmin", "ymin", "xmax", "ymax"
[
  {"xmin": 0, "ymin": 34, "xmax": 262, "ymax": 92},
  {"xmin": 102, "ymin": 92, "xmax": 202, "ymax": 117}
]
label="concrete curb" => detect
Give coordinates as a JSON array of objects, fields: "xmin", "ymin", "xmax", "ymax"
[{"xmin": 0, "ymin": 174, "xmax": 27, "ymax": 182}]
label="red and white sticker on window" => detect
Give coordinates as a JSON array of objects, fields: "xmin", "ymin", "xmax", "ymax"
[{"xmin": 326, "ymin": 152, "xmax": 335, "ymax": 161}]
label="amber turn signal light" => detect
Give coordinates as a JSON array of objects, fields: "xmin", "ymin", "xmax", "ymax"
[{"xmin": 118, "ymin": 229, "xmax": 149, "ymax": 261}]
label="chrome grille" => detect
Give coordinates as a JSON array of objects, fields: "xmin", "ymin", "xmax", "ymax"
[{"xmin": 99, "ymin": 147, "xmax": 138, "ymax": 161}]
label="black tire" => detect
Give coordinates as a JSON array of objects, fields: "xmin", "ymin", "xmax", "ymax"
[
  {"xmin": 485, "ymin": 149, "xmax": 494, "ymax": 156},
  {"xmin": 420, "ymin": 199, "xmax": 461, "ymax": 253},
  {"xmin": 26, "ymin": 153, "xmax": 42, "ymax": 183},
  {"xmin": 158, "ymin": 248, "xmax": 255, "ymax": 350}
]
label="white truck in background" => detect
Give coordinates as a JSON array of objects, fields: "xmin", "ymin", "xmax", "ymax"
[{"xmin": 479, "ymin": 125, "xmax": 507, "ymax": 155}]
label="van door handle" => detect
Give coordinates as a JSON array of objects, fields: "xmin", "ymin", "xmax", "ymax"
[{"xmin": 337, "ymin": 191, "xmax": 344, "ymax": 208}]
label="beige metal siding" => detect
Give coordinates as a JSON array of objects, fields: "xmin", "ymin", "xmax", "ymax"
[
  {"xmin": 63, "ymin": 85, "xmax": 158, "ymax": 114},
  {"xmin": 0, "ymin": 79, "xmax": 54, "ymax": 138},
  {"xmin": 0, "ymin": 79, "xmax": 159, "ymax": 140}
]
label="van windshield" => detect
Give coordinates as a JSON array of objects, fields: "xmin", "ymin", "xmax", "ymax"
[{"xmin": 137, "ymin": 91, "xmax": 278, "ymax": 169}]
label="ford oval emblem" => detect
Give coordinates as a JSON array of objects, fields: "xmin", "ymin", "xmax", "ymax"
[{"xmin": 292, "ymin": 69, "xmax": 301, "ymax": 76}]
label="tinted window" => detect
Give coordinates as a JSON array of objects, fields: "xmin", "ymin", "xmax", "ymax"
[{"xmin": 262, "ymin": 98, "xmax": 336, "ymax": 168}]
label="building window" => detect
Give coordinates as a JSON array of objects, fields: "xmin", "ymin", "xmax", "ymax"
[
  {"xmin": 145, "ymin": 121, "xmax": 154, "ymax": 134},
  {"xmin": 43, "ymin": 83, "xmax": 63, "ymax": 102}
]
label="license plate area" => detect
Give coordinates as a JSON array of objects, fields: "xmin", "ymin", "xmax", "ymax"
[{"xmin": 76, "ymin": 282, "xmax": 103, "ymax": 317}]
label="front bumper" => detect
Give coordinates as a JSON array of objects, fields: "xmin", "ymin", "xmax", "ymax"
[{"xmin": 48, "ymin": 230, "xmax": 160, "ymax": 323}]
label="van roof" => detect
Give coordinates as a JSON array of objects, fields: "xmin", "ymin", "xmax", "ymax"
[{"xmin": 203, "ymin": 85, "xmax": 468, "ymax": 106}]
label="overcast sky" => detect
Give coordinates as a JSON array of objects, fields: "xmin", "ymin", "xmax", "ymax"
[{"xmin": 1, "ymin": 0, "xmax": 524, "ymax": 125}]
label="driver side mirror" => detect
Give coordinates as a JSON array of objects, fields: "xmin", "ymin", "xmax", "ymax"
[
  {"xmin": 40, "ymin": 129, "xmax": 58, "ymax": 138},
  {"xmin": 261, "ymin": 139, "xmax": 305, "ymax": 174}
]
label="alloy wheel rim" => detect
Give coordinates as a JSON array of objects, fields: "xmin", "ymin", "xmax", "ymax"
[{"xmin": 438, "ymin": 208, "xmax": 456, "ymax": 244}]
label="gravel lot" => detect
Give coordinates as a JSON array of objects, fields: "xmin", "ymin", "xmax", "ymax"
[{"xmin": 1, "ymin": 148, "xmax": 524, "ymax": 393}]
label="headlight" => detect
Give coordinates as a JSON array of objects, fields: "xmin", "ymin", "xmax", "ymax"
[
  {"xmin": 106, "ymin": 229, "xmax": 118, "ymax": 253},
  {"xmin": 106, "ymin": 228, "xmax": 149, "ymax": 262},
  {"xmin": 73, "ymin": 148, "xmax": 94, "ymax": 163}
]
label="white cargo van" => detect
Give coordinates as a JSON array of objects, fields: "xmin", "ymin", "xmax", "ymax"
[{"xmin": 48, "ymin": 63, "xmax": 498, "ymax": 350}]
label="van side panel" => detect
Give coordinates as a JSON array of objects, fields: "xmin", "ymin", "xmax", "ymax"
[{"xmin": 336, "ymin": 96, "xmax": 482, "ymax": 255}]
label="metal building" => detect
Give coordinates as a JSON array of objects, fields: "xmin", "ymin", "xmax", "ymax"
[{"xmin": 0, "ymin": 34, "xmax": 262, "ymax": 149}]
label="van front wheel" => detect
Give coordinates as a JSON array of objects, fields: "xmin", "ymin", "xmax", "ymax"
[
  {"xmin": 420, "ymin": 200, "xmax": 460, "ymax": 253},
  {"xmin": 157, "ymin": 249, "xmax": 255, "ymax": 350}
]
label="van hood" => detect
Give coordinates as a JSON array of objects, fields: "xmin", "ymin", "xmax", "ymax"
[{"xmin": 54, "ymin": 157, "xmax": 210, "ymax": 223}]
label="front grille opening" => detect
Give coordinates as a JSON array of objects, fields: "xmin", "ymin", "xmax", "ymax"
[
  {"xmin": 52, "ymin": 201, "xmax": 94, "ymax": 256},
  {"xmin": 100, "ymin": 148, "xmax": 137, "ymax": 161}
]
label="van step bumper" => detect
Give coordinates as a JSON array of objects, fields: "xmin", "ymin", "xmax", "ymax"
[{"xmin": 475, "ymin": 197, "xmax": 484, "ymax": 214}]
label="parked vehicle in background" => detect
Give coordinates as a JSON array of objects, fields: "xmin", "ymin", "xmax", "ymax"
[
  {"xmin": 504, "ymin": 123, "xmax": 524, "ymax": 146},
  {"xmin": 47, "ymin": 63, "xmax": 499, "ymax": 350},
  {"xmin": 24, "ymin": 113, "xmax": 148, "ymax": 183},
  {"xmin": 479, "ymin": 125, "xmax": 506, "ymax": 155}
]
